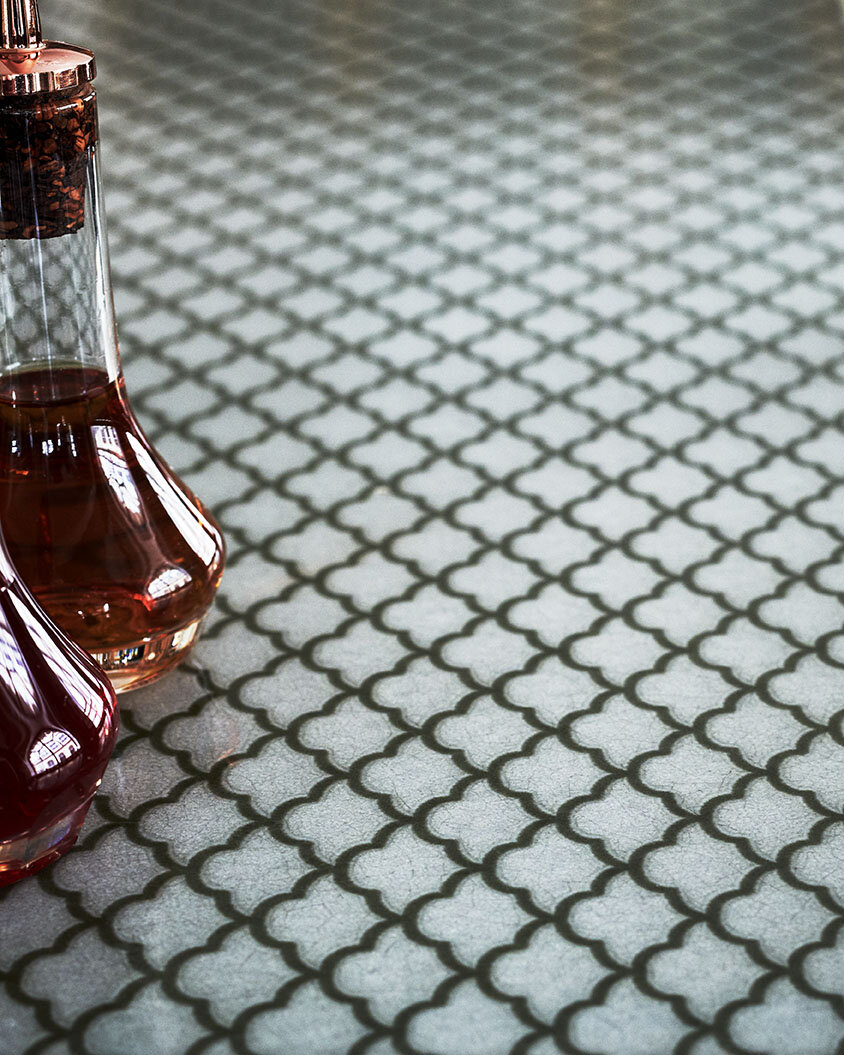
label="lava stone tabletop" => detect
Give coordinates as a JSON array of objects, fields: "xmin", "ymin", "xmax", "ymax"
[{"xmin": 4, "ymin": 0, "xmax": 844, "ymax": 1052}]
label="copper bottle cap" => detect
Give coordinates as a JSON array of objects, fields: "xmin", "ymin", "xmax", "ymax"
[{"xmin": 0, "ymin": 0, "xmax": 95, "ymax": 96}]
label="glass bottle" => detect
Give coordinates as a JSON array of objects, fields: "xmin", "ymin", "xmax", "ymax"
[
  {"xmin": 0, "ymin": 1, "xmax": 225, "ymax": 692},
  {"xmin": 0, "ymin": 522, "xmax": 118, "ymax": 886}
]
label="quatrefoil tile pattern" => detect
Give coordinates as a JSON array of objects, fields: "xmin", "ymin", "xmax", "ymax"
[{"xmin": 4, "ymin": 0, "xmax": 844, "ymax": 1052}]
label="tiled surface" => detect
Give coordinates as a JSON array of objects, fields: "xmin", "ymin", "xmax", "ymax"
[{"xmin": 4, "ymin": 0, "xmax": 844, "ymax": 1052}]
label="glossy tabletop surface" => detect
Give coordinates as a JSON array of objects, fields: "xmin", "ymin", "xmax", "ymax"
[{"xmin": 3, "ymin": 0, "xmax": 844, "ymax": 1052}]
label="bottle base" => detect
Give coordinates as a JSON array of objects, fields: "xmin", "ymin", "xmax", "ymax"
[
  {"xmin": 89, "ymin": 618, "xmax": 203, "ymax": 694},
  {"xmin": 0, "ymin": 802, "xmax": 90, "ymax": 887}
]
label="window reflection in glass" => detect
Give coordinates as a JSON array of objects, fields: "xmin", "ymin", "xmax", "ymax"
[
  {"xmin": 147, "ymin": 565, "xmax": 192, "ymax": 601},
  {"xmin": 92, "ymin": 424, "xmax": 142, "ymax": 521},
  {"xmin": 127, "ymin": 435, "xmax": 218, "ymax": 566},
  {"xmin": 8, "ymin": 593, "xmax": 105, "ymax": 729},
  {"xmin": 28, "ymin": 729, "xmax": 80, "ymax": 775},
  {"xmin": 0, "ymin": 619, "xmax": 38, "ymax": 711}
]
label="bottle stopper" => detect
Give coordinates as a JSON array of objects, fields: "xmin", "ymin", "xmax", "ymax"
[
  {"xmin": 0, "ymin": 0, "xmax": 98, "ymax": 239},
  {"xmin": 0, "ymin": 0, "xmax": 95, "ymax": 96}
]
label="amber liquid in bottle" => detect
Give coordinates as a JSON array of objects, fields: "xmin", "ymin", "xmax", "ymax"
[
  {"xmin": 0, "ymin": 366, "xmax": 225, "ymax": 693},
  {"xmin": 0, "ymin": 62, "xmax": 226, "ymax": 691},
  {"xmin": 0, "ymin": 527, "xmax": 118, "ymax": 886}
]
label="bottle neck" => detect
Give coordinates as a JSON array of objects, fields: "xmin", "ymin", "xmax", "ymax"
[{"xmin": 0, "ymin": 84, "xmax": 120, "ymax": 402}]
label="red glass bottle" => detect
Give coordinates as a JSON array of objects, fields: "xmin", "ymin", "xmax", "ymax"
[
  {"xmin": 0, "ymin": 2, "xmax": 225, "ymax": 692},
  {"xmin": 0, "ymin": 524, "xmax": 118, "ymax": 886}
]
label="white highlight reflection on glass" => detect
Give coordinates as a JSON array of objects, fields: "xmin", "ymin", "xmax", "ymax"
[
  {"xmin": 127, "ymin": 434, "xmax": 217, "ymax": 566},
  {"xmin": 147, "ymin": 565, "xmax": 192, "ymax": 601},
  {"xmin": 92, "ymin": 424, "xmax": 142, "ymax": 520},
  {"xmin": 8, "ymin": 593, "xmax": 105, "ymax": 729},
  {"xmin": 28, "ymin": 729, "xmax": 80, "ymax": 775},
  {"xmin": 0, "ymin": 619, "xmax": 38, "ymax": 711}
]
